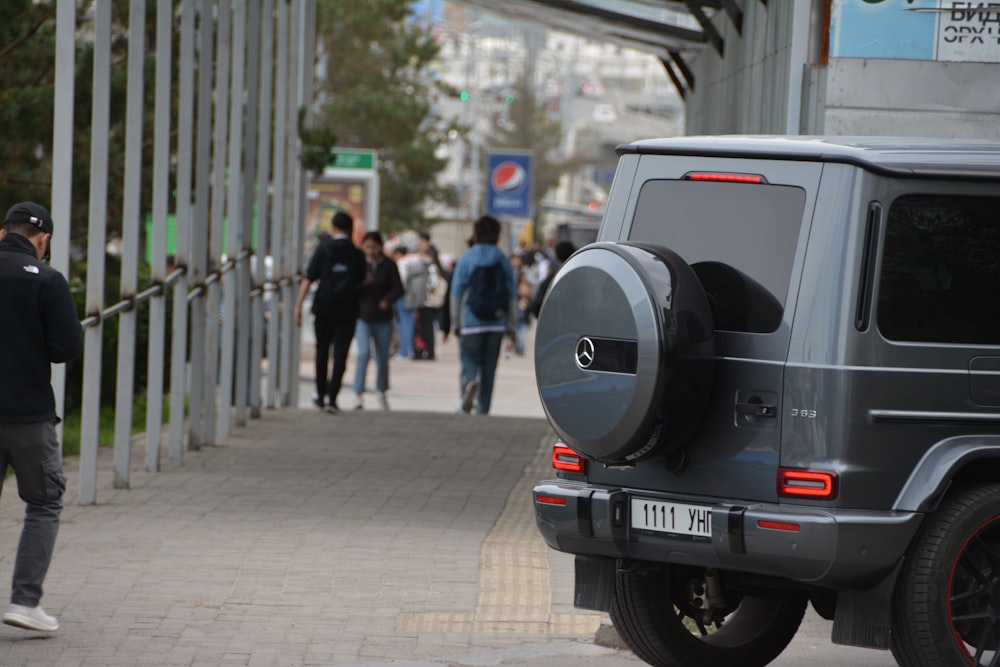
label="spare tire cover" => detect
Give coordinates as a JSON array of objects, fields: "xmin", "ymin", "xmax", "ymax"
[{"xmin": 534, "ymin": 242, "xmax": 712, "ymax": 463}]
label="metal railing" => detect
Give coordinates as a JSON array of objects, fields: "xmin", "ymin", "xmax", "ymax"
[{"xmin": 51, "ymin": 0, "xmax": 316, "ymax": 504}]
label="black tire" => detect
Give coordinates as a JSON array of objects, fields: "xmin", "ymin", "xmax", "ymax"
[
  {"xmin": 610, "ymin": 563, "xmax": 807, "ymax": 667},
  {"xmin": 891, "ymin": 483, "xmax": 1000, "ymax": 667},
  {"xmin": 533, "ymin": 242, "xmax": 714, "ymax": 463}
]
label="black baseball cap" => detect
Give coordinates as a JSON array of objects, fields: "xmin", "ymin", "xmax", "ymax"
[{"xmin": 4, "ymin": 202, "xmax": 54, "ymax": 235}]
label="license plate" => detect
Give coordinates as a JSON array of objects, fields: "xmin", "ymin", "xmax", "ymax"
[{"xmin": 630, "ymin": 498, "xmax": 712, "ymax": 538}]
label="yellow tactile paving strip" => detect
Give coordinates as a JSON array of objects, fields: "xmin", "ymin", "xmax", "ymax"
[{"xmin": 397, "ymin": 439, "xmax": 602, "ymax": 636}]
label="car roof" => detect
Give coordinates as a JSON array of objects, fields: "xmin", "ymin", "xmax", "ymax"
[{"xmin": 618, "ymin": 136, "xmax": 1000, "ymax": 181}]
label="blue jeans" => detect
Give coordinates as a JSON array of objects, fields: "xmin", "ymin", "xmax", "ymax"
[
  {"xmin": 353, "ymin": 319, "xmax": 393, "ymax": 394},
  {"xmin": 515, "ymin": 322, "xmax": 529, "ymax": 355},
  {"xmin": 459, "ymin": 331, "xmax": 505, "ymax": 414},
  {"xmin": 396, "ymin": 302, "xmax": 415, "ymax": 358}
]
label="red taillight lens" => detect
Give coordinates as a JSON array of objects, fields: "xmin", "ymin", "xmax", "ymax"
[
  {"xmin": 536, "ymin": 495, "xmax": 567, "ymax": 506},
  {"xmin": 757, "ymin": 519, "xmax": 801, "ymax": 532},
  {"xmin": 777, "ymin": 468, "xmax": 838, "ymax": 499},
  {"xmin": 552, "ymin": 443, "xmax": 586, "ymax": 474},
  {"xmin": 684, "ymin": 171, "xmax": 766, "ymax": 184}
]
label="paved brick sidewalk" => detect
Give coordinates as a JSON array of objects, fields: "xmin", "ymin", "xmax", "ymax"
[{"xmin": 0, "ymin": 407, "xmax": 616, "ymax": 666}]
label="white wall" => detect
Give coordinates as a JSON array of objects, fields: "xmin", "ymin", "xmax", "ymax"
[{"xmin": 822, "ymin": 58, "xmax": 1000, "ymax": 139}]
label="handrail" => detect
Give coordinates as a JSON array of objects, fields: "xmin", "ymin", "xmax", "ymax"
[{"xmin": 80, "ymin": 259, "xmax": 301, "ymax": 327}]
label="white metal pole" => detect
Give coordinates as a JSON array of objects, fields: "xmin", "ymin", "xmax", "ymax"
[
  {"xmin": 258, "ymin": 0, "xmax": 278, "ymax": 410},
  {"xmin": 170, "ymin": 0, "xmax": 197, "ymax": 465},
  {"xmin": 251, "ymin": 0, "xmax": 278, "ymax": 416},
  {"xmin": 219, "ymin": 0, "xmax": 247, "ymax": 442},
  {"xmin": 79, "ymin": 0, "xmax": 109, "ymax": 505},
  {"xmin": 146, "ymin": 0, "xmax": 173, "ymax": 471},
  {"xmin": 113, "ymin": 0, "xmax": 147, "ymax": 489},
  {"xmin": 205, "ymin": 0, "xmax": 233, "ymax": 446},
  {"xmin": 189, "ymin": 0, "xmax": 215, "ymax": 450},
  {"xmin": 281, "ymin": 0, "xmax": 299, "ymax": 409},
  {"xmin": 239, "ymin": 0, "xmax": 263, "ymax": 423},
  {"xmin": 273, "ymin": 0, "xmax": 290, "ymax": 407},
  {"xmin": 50, "ymin": 0, "xmax": 75, "ymax": 445}
]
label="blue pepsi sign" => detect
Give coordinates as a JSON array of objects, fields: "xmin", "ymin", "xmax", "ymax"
[{"xmin": 485, "ymin": 150, "xmax": 533, "ymax": 218}]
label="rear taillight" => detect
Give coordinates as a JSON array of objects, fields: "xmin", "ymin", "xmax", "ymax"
[
  {"xmin": 684, "ymin": 171, "xmax": 766, "ymax": 184},
  {"xmin": 552, "ymin": 443, "xmax": 586, "ymax": 474},
  {"xmin": 535, "ymin": 495, "xmax": 567, "ymax": 506},
  {"xmin": 777, "ymin": 468, "xmax": 838, "ymax": 500}
]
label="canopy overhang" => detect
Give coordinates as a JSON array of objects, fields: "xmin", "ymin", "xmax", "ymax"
[{"xmin": 451, "ymin": 0, "xmax": 751, "ymax": 99}]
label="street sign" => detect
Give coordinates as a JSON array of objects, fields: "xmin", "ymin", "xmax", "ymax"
[{"xmin": 326, "ymin": 149, "xmax": 376, "ymax": 170}]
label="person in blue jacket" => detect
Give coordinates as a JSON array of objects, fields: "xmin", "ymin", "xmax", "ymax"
[{"xmin": 448, "ymin": 215, "xmax": 516, "ymax": 414}]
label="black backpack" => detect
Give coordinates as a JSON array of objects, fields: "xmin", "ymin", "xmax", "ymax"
[
  {"xmin": 313, "ymin": 238, "xmax": 362, "ymax": 310},
  {"xmin": 466, "ymin": 261, "xmax": 509, "ymax": 320},
  {"xmin": 320, "ymin": 263, "xmax": 357, "ymax": 305}
]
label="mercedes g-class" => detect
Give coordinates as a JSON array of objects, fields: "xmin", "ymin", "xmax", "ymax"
[{"xmin": 532, "ymin": 136, "xmax": 1000, "ymax": 667}]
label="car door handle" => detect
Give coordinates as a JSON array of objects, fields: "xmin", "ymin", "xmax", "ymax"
[{"xmin": 735, "ymin": 402, "xmax": 777, "ymax": 418}]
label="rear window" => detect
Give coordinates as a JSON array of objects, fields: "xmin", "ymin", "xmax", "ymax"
[
  {"xmin": 629, "ymin": 180, "xmax": 806, "ymax": 333},
  {"xmin": 877, "ymin": 194, "xmax": 1000, "ymax": 345}
]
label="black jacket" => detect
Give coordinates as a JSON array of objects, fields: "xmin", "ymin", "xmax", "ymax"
[
  {"xmin": 0, "ymin": 233, "xmax": 83, "ymax": 421},
  {"xmin": 305, "ymin": 235, "xmax": 366, "ymax": 318},
  {"xmin": 358, "ymin": 255, "xmax": 403, "ymax": 324}
]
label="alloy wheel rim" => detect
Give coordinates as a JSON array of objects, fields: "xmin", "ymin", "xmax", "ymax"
[{"xmin": 950, "ymin": 518, "xmax": 1000, "ymax": 666}]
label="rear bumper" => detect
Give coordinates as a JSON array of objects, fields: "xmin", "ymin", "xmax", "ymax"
[{"xmin": 533, "ymin": 480, "xmax": 923, "ymax": 589}]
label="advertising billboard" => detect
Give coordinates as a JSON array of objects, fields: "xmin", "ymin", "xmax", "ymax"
[
  {"xmin": 485, "ymin": 150, "xmax": 534, "ymax": 219},
  {"xmin": 831, "ymin": 1, "xmax": 1000, "ymax": 62}
]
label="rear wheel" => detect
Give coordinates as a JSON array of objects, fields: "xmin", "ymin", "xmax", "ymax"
[
  {"xmin": 610, "ymin": 563, "xmax": 807, "ymax": 667},
  {"xmin": 892, "ymin": 483, "xmax": 1000, "ymax": 667}
]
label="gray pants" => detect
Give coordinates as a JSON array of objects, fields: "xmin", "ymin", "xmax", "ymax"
[{"xmin": 0, "ymin": 420, "xmax": 65, "ymax": 606}]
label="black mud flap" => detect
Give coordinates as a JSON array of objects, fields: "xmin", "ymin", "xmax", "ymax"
[
  {"xmin": 831, "ymin": 561, "xmax": 902, "ymax": 649},
  {"xmin": 574, "ymin": 555, "xmax": 616, "ymax": 612}
]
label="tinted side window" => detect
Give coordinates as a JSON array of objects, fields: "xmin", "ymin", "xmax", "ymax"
[
  {"xmin": 878, "ymin": 195, "xmax": 1000, "ymax": 345},
  {"xmin": 630, "ymin": 180, "xmax": 806, "ymax": 333}
]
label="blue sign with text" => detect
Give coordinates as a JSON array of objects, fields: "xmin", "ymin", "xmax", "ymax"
[{"xmin": 485, "ymin": 151, "xmax": 533, "ymax": 218}]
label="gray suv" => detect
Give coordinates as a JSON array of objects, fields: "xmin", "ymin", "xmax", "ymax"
[{"xmin": 532, "ymin": 137, "xmax": 1000, "ymax": 667}]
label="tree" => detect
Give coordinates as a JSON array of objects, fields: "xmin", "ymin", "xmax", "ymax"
[
  {"xmin": 485, "ymin": 73, "xmax": 578, "ymax": 229},
  {"xmin": 0, "ymin": 1, "xmax": 153, "ymax": 253},
  {"xmin": 0, "ymin": 1, "xmax": 61, "ymax": 217},
  {"xmin": 310, "ymin": 0, "xmax": 461, "ymax": 232}
]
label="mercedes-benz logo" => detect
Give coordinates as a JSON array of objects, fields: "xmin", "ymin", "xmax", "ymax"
[{"xmin": 575, "ymin": 337, "xmax": 596, "ymax": 369}]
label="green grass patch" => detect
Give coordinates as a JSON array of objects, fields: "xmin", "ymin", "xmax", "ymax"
[{"xmin": 61, "ymin": 395, "xmax": 170, "ymax": 459}]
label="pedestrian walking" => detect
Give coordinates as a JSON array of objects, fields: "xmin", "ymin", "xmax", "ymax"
[
  {"xmin": 0, "ymin": 202, "xmax": 83, "ymax": 633},
  {"xmin": 294, "ymin": 211, "xmax": 366, "ymax": 413},
  {"xmin": 531, "ymin": 240, "xmax": 576, "ymax": 318},
  {"xmin": 394, "ymin": 244, "xmax": 427, "ymax": 360},
  {"xmin": 352, "ymin": 231, "xmax": 403, "ymax": 410},
  {"xmin": 449, "ymin": 215, "xmax": 516, "ymax": 415},
  {"xmin": 514, "ymin": 276, "xmax": 533, "ymax": 355},
  {"xmin": 413, "ymin": 231, "xmax": 447, "ymax": 361}
]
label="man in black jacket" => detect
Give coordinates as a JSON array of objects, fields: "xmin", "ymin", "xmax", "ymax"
[
  {"xmin": 293, "ymin": 211, "xmax": 365, "ymax": 413},
  {"xmin": 0, "ymin": 202, "xmax": 82, "ymax": 633}
]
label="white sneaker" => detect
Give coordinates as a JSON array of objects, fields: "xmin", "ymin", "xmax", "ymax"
[
  {"xmin": 461, "ymin": 380, "xmax": 479, "ymax": 414},
  {"xmin": 3, "ymin": 604, "xmax": 59, "ymax": 632},
  {"xmin": 379, "ymin": 392, "xmax": 390, "ymax": 410}
]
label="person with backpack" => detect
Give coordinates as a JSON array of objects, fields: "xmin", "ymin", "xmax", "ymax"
[
  {"xmin": 449, "ymin": 215, "xmax": 516, "ymax": 414},
  {"xmin": 293, "ymin": 211, "xmax": 366, "ymax": 413}
]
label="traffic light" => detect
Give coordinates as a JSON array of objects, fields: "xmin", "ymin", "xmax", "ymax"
[
  {"xmin": 459, "ymin": 90, "xmax": 470, "ymax": 102},
  {"xmin": 504, "ymin": 92, "xmax": 515, "ymax": 103}
]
